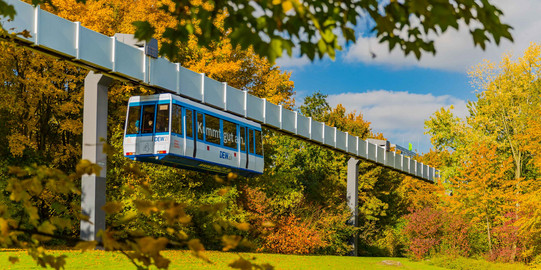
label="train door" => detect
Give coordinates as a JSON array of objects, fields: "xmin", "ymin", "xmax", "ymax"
[
  {"xmin": 254, "ymin": 129, "xmax": 264, "ymax": 171},
  {"xmin": 184, "ymin": 108, "xmax": 195, "ymax": 158},
  {"xmin": 137, "ymin": 103, "xmax": 156, "ymax": 155},
  {"xmin": 153, "ymin": 102, "xmax": 170, "ymax": 155},
  {"xmin": 248, "ymin": 128, "xmax": 256, "ymax": 171},
  {"xmin": 221, "ymin": 119, "xmax": 239, "ymax": 169},
  {"xmin": 169, "ymin": 103, "xmax": 184, "ymax": 156},
  {"xmin": 194, "ymin": 111, "xmax": 205, "ymax": 161},
  {"xmin": 239, "ymin": 126, "xmax": 248, "ymax": 170}
]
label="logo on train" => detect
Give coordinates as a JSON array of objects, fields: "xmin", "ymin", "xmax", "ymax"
[
  {"xmin": 154, "ymin": 136, "xmax": 167, "ymax": 142},
  {"xmin": 219, "ymin": 151, "xmax": 233, "ymax": 160}
]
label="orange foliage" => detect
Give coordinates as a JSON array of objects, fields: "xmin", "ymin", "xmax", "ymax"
[{"xmin": 261, "ymin": 214, "xmax": 327, "ymax": 255}]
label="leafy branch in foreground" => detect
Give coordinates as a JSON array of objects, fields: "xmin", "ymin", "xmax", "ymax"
[
  {"xmin": 1, "ymin": 0, "xmax": 513, "ymax": 63},
  {"xmin": 0, "ymin": 160, "xmax": 272, "ymax": 270}
]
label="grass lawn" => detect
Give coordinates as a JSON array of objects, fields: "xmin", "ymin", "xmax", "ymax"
[
  {"xmin": 0, "ymin": 249, "xmax": 535, "ymax": 270},
  {"xmin": 0, "ymin": 249, "xmax": 444, "ymax": 270}
]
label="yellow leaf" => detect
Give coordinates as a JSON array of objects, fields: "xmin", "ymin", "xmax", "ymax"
[
  {"xmin": 217, "ymin": 188, "xmax": 229, "ymax": 196},
  {"xmin": 154, "ymin": 256, "xmax": 171, "ymax": 269},
  {"xmin": 228, "ymin": 256, "xmax": 252, "ymax": 270},
  {"xmin": 75, "ymin": 241, "xmax": 98, "ymax": 252},
  {"xmin": 222, "ymin": 235, "xmax": 242, "ymax": 251},
  {"xmin": 76, "ymin": 159, "xmax": 101, "ymax": 177},
  {"xmin": 0, "ymin": 218, "xmax": 9, "ymax": 237},
  {"xmin": 234, "ymin": 222, "xmax": 250, "ymax": 231},
  {"xmin": 262, "ymin": 221, "xmax": 275, "ymax": 228},
  {"xmin": 102, "ymin": 201, "xmax": 123, "ymax": 214},
  {"xmin": 8, "ymin": 256, "xmax": 19, "ymax": 264},
  {"xmin": 37, "ymin": 221, "xmax": 56, "ymax": 235},
  {"xmin": 282, "ymin": 1, "xmax": 293, "ymax": 12},
  {"xmin": 118, "ymin": 212, "xmax": 138, "ymax": 223},
  {"xmin": 227, "ymin": 172, "xmax": 238, "ymax": 180},
  {"xmin": 136, "ymin": 237, "xmax": 168, "ymax": 256},
  {"xmin": 50, "ymin": 217, "xmax": 72, "ymax": 230},
  {"xmin": 134, "ymin": 200, "xmax": 158, "ymax": 215},
  {"xmin": 214, "ymin": 175, "xmax": 224, "ymax": 184},
  {"xmin": 176, "ymin": 230, "xmax": 188, "ymax": 240},
  {"xmin": 188, "ymin": 238, "xmax": 204, "ymax": 252},
  {"xmin": 188, "ymin": 239, "xmax": 210, "ymax": 262}
]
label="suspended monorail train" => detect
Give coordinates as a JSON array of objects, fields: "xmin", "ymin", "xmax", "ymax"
[{"xmin": 123, "ymin": 94, "xmax": 264, "ymax": 176}]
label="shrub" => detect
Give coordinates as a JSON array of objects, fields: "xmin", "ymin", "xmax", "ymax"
[
  {"xmin": 403, "ymin": 207, "xmax": 443, "ymax": 259},
  {"xmin": 261, "ymin": 214, "xmax": 326, "ymax": 254},
  {"xmin": 488, "ymin": 212, "xmax": 523, "ymax": 263},
  {"xmin": 403, "ymin": 207, "xmax": 471, "ymax": 260}
]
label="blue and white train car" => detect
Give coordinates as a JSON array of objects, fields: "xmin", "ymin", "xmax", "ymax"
[{"xmin": 123, "ymin": 94, "xmax": 264, "ymax": 176}]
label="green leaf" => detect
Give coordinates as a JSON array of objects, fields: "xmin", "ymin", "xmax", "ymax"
[
  {"xmin": 0, "ymin": 1, "xmax": 16, "ymax": 20},
  {"xmin": 132, "ymin": 21, "xmax": 155, "ymax": 42}
]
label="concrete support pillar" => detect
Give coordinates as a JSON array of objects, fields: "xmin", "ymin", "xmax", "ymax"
[
  {"xmin": 347, "ymin": 157, "xmax": 361, "ymax": 256},
  {"xmin": 80, "ymin": 71, "xmax": 113, "ymax": 241}
]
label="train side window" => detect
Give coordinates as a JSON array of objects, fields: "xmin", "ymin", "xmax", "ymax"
[
  {"xmin": 185, "ymin": 109, "xmax": 193, "ymax": 137},
  {"xmin": 155, "ymin": 104, "xmax": 169, "ymax": 133},
  {"xmin": 240, "ymin": 126, "xmax": 246, "ymax": 152},
  {"xmin": 223, "ymin": 120, "xmax": 237, "ymax": 149},
  {"xmin": 197, "ymin": 112, "xmax": 204, "ymax": 140},
  {"xmin": 172, "ymin": 104, "xmax": 182, "ymax": 135},
  {"xmin": 255, "ymin": 130, "xmax": 263, "ymax": 156},
  {"xmin": 249, "ymin": 129, "xmax": 255, "ymax": 154},
  {"xmin": 141, "ymin": 105, "xmax": 155, "ymax": 134},
  {"xmin": 126, "ymin": 106, "xmax": 141, "ymax": 134},
  {"xmin": 205, "ymin": 114, "xmax": 220, "ymax": 145}
]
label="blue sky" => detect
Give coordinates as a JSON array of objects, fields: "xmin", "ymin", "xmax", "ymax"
[{"xmin": 276, "ymin": 0, "xmax": 541, "ymax": 154}]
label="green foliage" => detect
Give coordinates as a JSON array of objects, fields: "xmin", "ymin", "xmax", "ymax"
[{"xmin": 150, "ymin": 0, "xmax": 513, "ymax": 63}]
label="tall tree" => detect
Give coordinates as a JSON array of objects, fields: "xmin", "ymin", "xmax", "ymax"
[{"xmin": 425, "ymin": 43, "xmax": 541, "ymax": 261}]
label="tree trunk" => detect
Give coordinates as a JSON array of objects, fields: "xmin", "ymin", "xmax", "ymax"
[{"xmin": 486, "ymin": 216, "xmax": 493, "ymax": 256}]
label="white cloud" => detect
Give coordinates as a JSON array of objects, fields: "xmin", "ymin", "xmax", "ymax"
[
  {"xmin": 343, "ymin": 0, "xmax": 541, "ymax": 72},
  {"xmin": 275, "ymin": 54, "xmax": 312, "ymax": 69},
  {"xmin": 327, "ymin": 90, "xmax": 468, "ymax": 153}
]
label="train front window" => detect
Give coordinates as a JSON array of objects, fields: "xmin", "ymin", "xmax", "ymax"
[
  {"xmin": 240, "ymin": 126, "xmax": 246, "ymax": 152},
  {"xmin": 126, "ymin": 106, "xmax": 141, "ymax": 134},
  {"xmin": 249, "ymin": 129, "xmax": 255, "ymax": 154},
  {"xmin": 255, "ymin": 130, "xmax": 263, "ymax": 156},
  {"xmin": 223, "ymin": 120, "xmax": 237, "ymax": 149},
  {"xmin": 205, "ymin": 114, "xmax": 221, "ymax": 145},
  {"xmin": 172, "ymin": 104, "xmax": 182, "ymax": 135},
  {"xmin": 141, "ymin": 105, "xmax": 155, "ymax": 134},
  {"xmin": 155, "ymin": 104, "xmax": 169, "ymax": 133},
  {"xmin": 197, "ymin": 112, "xmax": 204, "ymax": 140}
]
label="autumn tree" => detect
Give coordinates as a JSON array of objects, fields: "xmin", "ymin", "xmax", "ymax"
[{"xmin": 425, "ymin": 43, "xmax": 541, "ymax": 262}]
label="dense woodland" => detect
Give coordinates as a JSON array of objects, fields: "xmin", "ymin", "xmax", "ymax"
[{"xmin": 0, "ymin": 0, "xmax": 539, "ymax": 269}]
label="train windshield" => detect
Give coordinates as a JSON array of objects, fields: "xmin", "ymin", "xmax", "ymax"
[
  {"xmin": 141, "ymin": 105, "xmax": 155, "ymax": 134},
  {"xmin": 126, "ymin": 106, "xmax": 141, "ymax": 134},
  {"xmin": 155, "ymin": 104, "xmax": 169, "ymax": 133}
]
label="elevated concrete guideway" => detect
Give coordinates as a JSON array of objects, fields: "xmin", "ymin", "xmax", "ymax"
[
  {"xmin": 1, "ymin": 0, "xmax": 439, "ymax": 251},
  {"xmin": 1, "ymin": 0, "xmax": 439, "ymax": 182}
]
